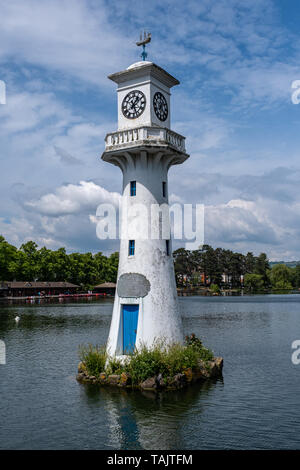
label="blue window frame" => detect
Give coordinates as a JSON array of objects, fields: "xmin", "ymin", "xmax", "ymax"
[
  {"xmin": 166, "ymin": 239, "xmax": 170, "ymax": 256},
  {"xmin": 130, "ymin": 181, "xmax": 136, "ymax": 196},
  {"xmin": 162, "ymin": 181, "xmax": 166, "ymax": 198},
  {"xmin": 129, "ymin": 240, "xmax": 135, "ymax": 256}
]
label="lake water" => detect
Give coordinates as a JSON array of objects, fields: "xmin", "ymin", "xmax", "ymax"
[{"xmin": 0, "ymin": 295, "xmax": 299, "ymax": 450}]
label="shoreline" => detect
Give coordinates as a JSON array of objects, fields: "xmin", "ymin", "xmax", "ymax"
[{"xmin": 0, "ymin": 290, "xmax": 299, "ymax": 304}]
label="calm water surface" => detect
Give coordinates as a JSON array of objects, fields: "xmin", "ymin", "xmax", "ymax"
[{"xmin": 0, "ymin": 295, "xmax": 300, "ymax": 449}]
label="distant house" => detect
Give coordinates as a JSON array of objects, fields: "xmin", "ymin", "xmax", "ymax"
[
  {"xmin": 4, "ymin": 281, "xmax": 79, "ymax": 297},
  {"xmin": 93, "ymin": 282, "xmax": 116, "ymax": 296}
]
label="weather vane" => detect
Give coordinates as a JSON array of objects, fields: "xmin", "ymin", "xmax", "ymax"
[{"xmin": 136, "ymin": 31, "xmax": 151, "ymax": 61}]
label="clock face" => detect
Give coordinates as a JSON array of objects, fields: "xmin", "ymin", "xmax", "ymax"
[
  {"xmin": 122, "ymin": 90, "xmax": 146, "ymax": 119},
  {"xmin": 153, "ymin": 92, "xmax": 168, "ymax": 121}
]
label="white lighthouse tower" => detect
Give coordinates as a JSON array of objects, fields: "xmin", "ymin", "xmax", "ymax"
[{"xmin": 101, "ymin": 40, "xmax": 189, "ymax": 357}]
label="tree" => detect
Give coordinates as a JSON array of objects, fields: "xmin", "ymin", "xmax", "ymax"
[
  {"xmin": 245, "ymin": 252, "xmax": 256, "ymax": 273},
  {"xmin": 173, "ymin": 248, "xmax": 193, "ymax": 286},
  {"xmin": 17, "ymin": 241, "xmax": 39, "ymax": 281},
  {"xmin": 292, "ymin": 264, "xmax": 300, "ymax": 288},
  {"xmin": 104, "ymin": 252, "xmax": 119, "ymax": 283},
  {"xmin": 244, "ymin": 273, "xmax": 264, "ymax": 292},
  {"xmin": 254, "ymin": 253, "xmax": 270, "ymax": 286},
  {"xmin": 270, "ymin": 264, "xmax": 293, "ymax": 290},
  {"xmin": 0, "ymin": 236, "xmax": 18, "ymax": 281}
]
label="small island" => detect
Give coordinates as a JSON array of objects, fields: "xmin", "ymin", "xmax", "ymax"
[{"xmin": 76, "ymin": 334, "xmax": 223, "ymax": 392}]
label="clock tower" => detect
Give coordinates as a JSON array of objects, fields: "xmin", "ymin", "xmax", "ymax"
[
  {"xmin": 109, "ymin": 60, "xmax": 177, "ymax": 130},
  {"xmin": 101, "ymin": 58, "xmax": 189, "ymax": 358}
]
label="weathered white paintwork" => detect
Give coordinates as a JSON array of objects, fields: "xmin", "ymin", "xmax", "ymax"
[{"xmin": 101, "ymin": 61, "xmax": 189, "ymax": 357}]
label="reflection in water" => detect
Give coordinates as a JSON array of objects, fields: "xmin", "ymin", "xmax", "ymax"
[{"xmin": 80, "ymin": 380, "xmax": 220, "ymax": 450}]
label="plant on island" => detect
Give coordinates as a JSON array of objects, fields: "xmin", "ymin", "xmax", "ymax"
[{"xmin": 78, "ymin": 334, "xmax": 215, "ymax": 387}]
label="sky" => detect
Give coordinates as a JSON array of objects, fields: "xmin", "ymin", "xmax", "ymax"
[{"xmin": 1, "ymin": 0, "xmax": 300, "ymax": 260}]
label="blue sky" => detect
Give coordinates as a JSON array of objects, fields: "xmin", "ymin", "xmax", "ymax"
[{"xmin": 1, "ymin": 0, "xmax": 300, "ymax": 260}]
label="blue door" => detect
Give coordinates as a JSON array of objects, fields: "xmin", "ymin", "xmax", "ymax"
[{"xmin": 122, "ymin": 304, "xmax": 139, "ymax": 354}]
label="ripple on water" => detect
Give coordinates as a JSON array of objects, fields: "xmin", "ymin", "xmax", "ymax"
[{"xmin": 0, "ymin": 296, "xmax": 300, "ymax": 449}]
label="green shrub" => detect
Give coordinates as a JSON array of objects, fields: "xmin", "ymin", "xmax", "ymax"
[
  {"xmin": 78, "ymin": 344, "xmax": 107, "ymax": 376},
  {"xmin": 210, "ymin": 283, "xmax": 220, "ymax": 294},
  {"xmin": 124, "ymin": 336, "xmax": 214, "ymax": 385},
  {"xmin": 106, "ymin": 356, "xmax": 124, "ymax": 375},
  {"xmin": 124, "ymin": 341, "xmax": 166, "ymax": 384},
  {"xmin": 185, "ymin": 333, "xmax": 214, "ymax": 361}
]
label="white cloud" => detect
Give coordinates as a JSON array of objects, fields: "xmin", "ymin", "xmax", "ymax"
[
  {"xmin": 0, "ymin": 0, "xmax": 133, "ymax": 86},
  {"xmin": 25, "ymin": 180, "xmax": 121, "ymax": 216}
]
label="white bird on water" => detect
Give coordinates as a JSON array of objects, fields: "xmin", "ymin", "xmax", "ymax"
[{"xmin": 15, "ymin": 316, "xmax": 20, "ymax": 323}]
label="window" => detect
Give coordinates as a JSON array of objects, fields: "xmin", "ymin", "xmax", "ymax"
[
  {"xmin": 162, "ymin": 181, "xmax": 166, "ymax": 198},
  {"xmin": 130, "ymin": 181, "xmax": 136, "ymax": 196},
  {"xmin": 166, "ymin": 239, "xmax": 170, "ymax": 256},
  {"xmin": 129, "ymin": 240, "xmax": 135, "ymax": 256}
]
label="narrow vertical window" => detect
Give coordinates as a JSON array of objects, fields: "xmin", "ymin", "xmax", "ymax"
[
  {"xmin": 162, "ymin": 181, "xmax": 166, "ymax": 198},
  {"xmin": 129, "ymin": 240, "xmax": 135, "ymax": 256},
  {"xmin": 166, "ymin": 239, "xmax": 170, "ymax": 256},
  {"xmin": 130, "ymin": 181, "xmax": 136, "ymax": 196}
]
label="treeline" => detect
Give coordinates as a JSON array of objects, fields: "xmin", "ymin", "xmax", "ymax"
[
  {"xmin": 173, "ymin": 245, "xmax": 300, "ymax": 291},
  {"xmin": 1, "ymin": 237, "xmax": 300, "ymax": 292},
  {"xmin": 0, "ymin": 236, "xmax": 119, "ymax": 290}
]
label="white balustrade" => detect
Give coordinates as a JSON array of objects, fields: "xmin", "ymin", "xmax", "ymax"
[{"xmin": 105, "ymin": 126, "xmax": 185, "ymax": 153}]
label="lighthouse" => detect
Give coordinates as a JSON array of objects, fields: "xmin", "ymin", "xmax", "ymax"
[{"xmin": 101, "ymin": 42, "xmax": 189, "ymax": 357}]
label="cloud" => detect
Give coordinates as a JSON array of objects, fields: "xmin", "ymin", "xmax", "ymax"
[
  {"xmin": 0, "ymin": 0, "xmax": 134, "ymax": 86},
  {"xmin": 54, "ymin": 146, "xmax": 82, "ymax": 166},
  {"xmin": 25, "ymin": 180, "xmax": 121, "ymax": 216}
]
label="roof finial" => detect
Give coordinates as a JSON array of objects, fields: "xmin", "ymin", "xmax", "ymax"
[{"xmin": 136, "ymin": 31, "xmax": 151, "ymax": 61}]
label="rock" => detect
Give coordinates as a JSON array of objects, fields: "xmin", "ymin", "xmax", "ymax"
[
  {"xmin": 215, "ymin": 357, "xmax": 224, "ymax": 370},
  {"xmin": 78, "ymin": 361, "xmax": 86, "ymax": 373},
  {"xmin": 208, "ymin": 357, "xmax": 223, "ymax": 378},
  {"xmin": 119, "ymin": 372, "xmax": 131, "ymax": 387},
  {"xmin": 108, "ymin": 374, "xmax": 120, "ymax": 385},
  {"xmin": 191, "ymin": 368, "xmax": 206, "ymax": 383},
  {"xmin": 140, "ymin": 376, "xmax": 157, "ymax": 391},
  {"xmin": 197, "ymin": 357, "xmax": 223, "ymax": 379},
  {"xmin": 197, "ymin": 359, "xmax": 211, "ymax": 378},
  {"xmin": 156, "ymin": 373, "xmax": 166, "ymax": 389},
  {"xmin": 167, "ymin": 373, "xmax": 187, "ymax": 389},
  {"xmin": 183, "ymin": 367, "xmax": 193, "ymax": 383},
  {"xmin": 99, "ymin": 372, "xmax": 107, "ymax": 383}
]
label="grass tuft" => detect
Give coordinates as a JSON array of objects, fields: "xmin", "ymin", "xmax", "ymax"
[{"xmin": 78, "ymin": 344, "xmax": 107, "ymax": 377}]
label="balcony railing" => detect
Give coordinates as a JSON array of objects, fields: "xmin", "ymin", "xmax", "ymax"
[{"xmin": 104, "ymin": 126, "xmax": 186, "ymax": 153}]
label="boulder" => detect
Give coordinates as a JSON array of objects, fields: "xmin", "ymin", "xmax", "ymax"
[
  {"xmin": 78, "ymin": 361, "xmax": 87, "ymax": 373},
  {"xmin": 183, "ymin": 367, "xmax": 193, "ymax": 383},
  {"xmin": 197, "ymin": 359, "xmax": 211, "ymax": 378},
  {"xmin": 140, "ymin": 376, "xmax": 157, "ymax": 391},
  {"xmin": 99, "ymin": 372, "xmax": 107, "ymax": 384},
  {"xmin": 208, "ymin": 357, "xmax": 223, "ymax": 378},
  {"xmin": 119, "ymin": 372, "xmax": 132, "ymax": 387},
  {"xmin": 197, "ymin": 357, "xmax": 223, "ymax": 379},
  {"xmin": 167, "ymin": 373, "xmax": 187, "ymax": 389},
  {"xmin": 108, "ymin": 374, "xmax": 120, "ymax": 385},
  {"xmin": 156, "ymin": 373, "xmax": 166, "ymax": 389},
  {"xmin": 76, "ymin": 373, "xmax": 85, "ymax": 382}
]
